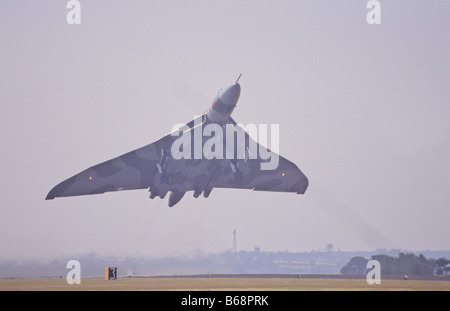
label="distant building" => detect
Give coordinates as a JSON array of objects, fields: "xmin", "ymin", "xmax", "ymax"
[{"xmin": 232, "ymin": 229, "xmax": 237, "ymax": 253}]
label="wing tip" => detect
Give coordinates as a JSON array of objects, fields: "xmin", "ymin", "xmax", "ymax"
[
  {"xmin": 45, "ymin": 192, "xmax": 55, "ymax": 200},
  {"xmin": 295, "ymin": 177, "xmax": 309, "ymax": 194}
]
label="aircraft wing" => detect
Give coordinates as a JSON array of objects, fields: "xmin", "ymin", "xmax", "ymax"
[
  {"xmin": 46, "ymin": 114, "xmax": 308, "ymax": 203},
  {"xmin": 211, "ymin": 117, "xmax": 309, "ymax": 194},
  {"xmin": 46, "ymin": 137, "xmax": 164, "ymax": 200},
  {"xmin": 45, "ymin": 115, "xmax": 205, "ymax": 200}
]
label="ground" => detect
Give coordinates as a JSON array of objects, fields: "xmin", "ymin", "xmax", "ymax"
[{"xmin": 0, "ymin": 275, "xmax": 449, "ymax": 291}]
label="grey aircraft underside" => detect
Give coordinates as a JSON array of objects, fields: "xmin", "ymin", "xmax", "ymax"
[{"xmin": 46, "ymin": 77, "xmax": 309, "ymax": 207}]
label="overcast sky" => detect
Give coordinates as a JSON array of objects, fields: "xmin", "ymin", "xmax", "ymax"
[{"xmin": 0, "ymin": 1, "xmax": 449, "ymax": 260}]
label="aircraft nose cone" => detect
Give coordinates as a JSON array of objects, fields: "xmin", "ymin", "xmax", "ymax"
[{"xmin": 219, "ymin": 83, "xmax": 241, "ymax": 106}]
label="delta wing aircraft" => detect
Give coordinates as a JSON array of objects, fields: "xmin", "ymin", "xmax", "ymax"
[{"xmin": 46, "ymin": 76, "xmax": 309, "ymax": 206}]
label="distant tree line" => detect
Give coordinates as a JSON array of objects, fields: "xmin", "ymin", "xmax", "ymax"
[{"xmin": 340, "ymin": 252, "xmax": 450, "ymax": 276}]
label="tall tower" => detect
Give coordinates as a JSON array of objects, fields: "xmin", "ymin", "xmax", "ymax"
[{"xmin": 232, "ymin": 229, "xmax": 237, "ymax": 253}]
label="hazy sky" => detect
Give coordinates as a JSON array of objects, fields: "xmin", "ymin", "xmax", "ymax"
[{"xmin": 1, "ymin": 1, "xmax": 449, "ymax": 260}]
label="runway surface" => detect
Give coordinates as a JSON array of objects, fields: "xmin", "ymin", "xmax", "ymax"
[{"xmin": 1, "ymin": 275, "xmax": 449, "ymax": 291}]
